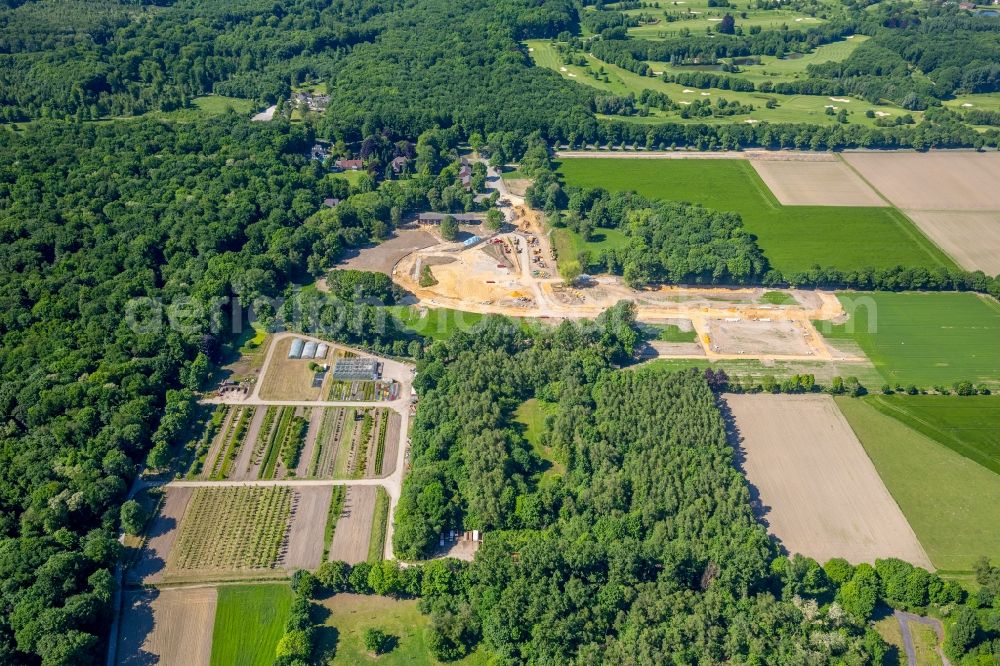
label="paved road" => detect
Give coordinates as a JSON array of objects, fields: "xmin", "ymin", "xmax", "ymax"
[{"xmin": 895, "ymin": 610, "xmax": 951, "ymax": 666}]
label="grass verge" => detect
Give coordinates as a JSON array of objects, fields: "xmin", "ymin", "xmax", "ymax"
[{"xmin": 368, "ymin": 487, "xmax": 389, "ymax": 562}]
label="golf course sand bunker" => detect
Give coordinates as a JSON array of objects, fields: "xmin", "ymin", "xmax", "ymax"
[
  {"xmin": 749, "ymin": 158, "xmax": 886, "ymax": 207},
  {"xmin": 727, "ymin": 394, "xmax": 932, "ymax": 568}
]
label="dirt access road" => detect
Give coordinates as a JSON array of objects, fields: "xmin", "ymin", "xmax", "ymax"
[
  {"xmin": 895, "ymin": 610, "xmax": 951, "ymax": 666},
  {"xmin": 396, "ymin": 159, "xmax": 860, "ymax": 363}
]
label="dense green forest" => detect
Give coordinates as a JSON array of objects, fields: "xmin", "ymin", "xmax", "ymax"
[
  {"xmin": 0, "ymin": 116, "xmax": 484, "ymax": 664},
  {"xmin": 392, "ymin": 315, "xmax": 998, "ymax": 662},
  {"xmin": 2, "ymin": 0, "xmax": 1000, "ymax": 663},
  {"xmin": 2, "ymin": 0, "xmax": 998, "ymax": 149}
]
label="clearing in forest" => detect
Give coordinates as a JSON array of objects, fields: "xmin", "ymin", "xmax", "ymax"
[
  {"xmin": 555, "ymin": 158, "xmax": 955, "ymax": 274},
  {"xmin": 837, "ymin": 396, "xmax": 1000, "ymax": 570},
  {"xmin": 726, "ymin": 393, "xmax": 931, "ymax": 568},
  {"xmin": 117, "ymin": 587, "xmax": 217, "ymax": 666}
]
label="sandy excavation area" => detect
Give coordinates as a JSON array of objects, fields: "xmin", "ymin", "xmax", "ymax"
[
  {"xmin": 117, "ymin": 587, "xmax": 217, "ymax": 666},
  {"xmin": 726, "ymin": 394, "xmax": 931, "ymax": 568},
  {"xmin": 706, "ymin": 318, "xmax": 816, "ymax": 356},
  {"xmin": 329, "ymin": 485, "xmax": 375, "ymax": 564},
  {"xmin": 749, "ymin": 158, "xmax": 886, "ymax": 207}
]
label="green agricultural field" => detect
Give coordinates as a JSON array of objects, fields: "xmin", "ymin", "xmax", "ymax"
[
  {"xmin": 211, "ymin": 584, "xmax": 293, "ymax": 666},
  {"xmin": 836, "ymin": 397, "xmax": 1000, "ymax": 571},
  {"xmin": 817, "ymin": 292, "xmax": 1000, "ymax": 388},
  {"xmin": 335, "ymin": 169, "xmax": 368, "ymax": 187},
  {"xmin": 317, "ymin": 594, "xmax": 487, "ymax": 665},
  {"xmin": 526, "ymin": 40, "xmax": 915, "ymax": 127},
  {"xmin": 555, "ymin": 158, "xmax": 955, "ymax": 275},
  {"xmin": 863, "ymin": 394, "xmax": 1000, "ymax": 474}
]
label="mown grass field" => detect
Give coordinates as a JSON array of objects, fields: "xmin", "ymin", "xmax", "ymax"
[
  {"xmin": 318, "ymin": 594, "xmax": 488, "ymax": 665},
  {"xmin": 513, "ymin": 398, "xmax": 565, "ymax": 485},
  {"xmin": 818, "ymin": 292, "xmax": 1000, "ymax": 388},
  {"xmin": 389, "ymin": 305, "xmax": 485, "ymax": 340},
  {"xmin": 555, "ymin": 158, "xmax": 956, "ymax": 275},
  {"xmin": 526, "ymin": 40, "xmax": 914, "ymax": 127},
  {"xmin": 551, "ymin": 225, "xmax": 629, "ymax": 267},
  {"xmin": 863, "ymin": 394, "xmax": 1000, "ymax": 474},
  {"xmin": 836, "ymin": 397, "xmax": 1000, "ymax": 571},
  {"xmin": 211, "ymin": 584, "xmax": 293, "ymax": 666}
]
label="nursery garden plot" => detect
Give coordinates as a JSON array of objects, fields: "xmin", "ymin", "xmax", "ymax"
[
  {"xmin": 166, "ymin": 487, "xmax": 292, "ymax": 579},
  {"xmin": 251, "ymin": 405, "xmax": 311, "ymax": 480},
  {"xmin": 326, "ymin": 379, "xmax": 399, "ymax": 401},
  {"xmin": 301, "ymin": 407, "xmax": 395, "ymax": 479}
]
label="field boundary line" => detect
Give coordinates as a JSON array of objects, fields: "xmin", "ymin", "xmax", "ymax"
[
  {"xmin": 836, "ymin": 154, "xmax": 958, "ymax": 269},
  {"xmin": 835, "ymin": 399, "xmax": 936, "ymax": 568},
  {"xmin": 867, "ymin": 396, "xmax": 1000, "ymax": 474},
  {"xmin": 835, "ymin": 153, "xmax": 895, "ymax": 206},
  {"xmin": 739, "ymin": 159, "xmax": 782, "ymax": 211},
  {"xmin": 886, "ymin": 207, "xmax": 958, "ymax": 270}
]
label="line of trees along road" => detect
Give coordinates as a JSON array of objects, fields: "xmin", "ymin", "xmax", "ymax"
[{"xmin": 2, "ymin": 0, "xmax": 999, "ymax": 150}]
